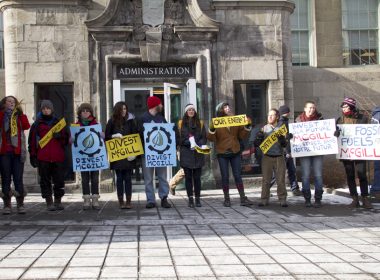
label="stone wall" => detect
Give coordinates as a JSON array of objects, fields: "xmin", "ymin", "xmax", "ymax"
[{"xmin": 0, "ymin": 69, "xmax": 4, "ymax": 98}]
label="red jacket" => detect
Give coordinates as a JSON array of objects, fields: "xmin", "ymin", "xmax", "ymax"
[
  {"xmin": 28, "ymin": 114, "xmax": 68, "ymax": 162},
  {"xmin": 0, "ymin": 111, "xmax": 30, "ymax": 155}
]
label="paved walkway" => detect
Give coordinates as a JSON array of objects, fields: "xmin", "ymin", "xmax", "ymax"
[{"xmin": 1, "ymin": 188, "xmax": 380, "ymax": 279}]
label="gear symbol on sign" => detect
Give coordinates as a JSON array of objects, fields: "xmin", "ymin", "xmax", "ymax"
[{"xmin": 146, "ymin": 126, "xmax": 172, "ymax": 154}]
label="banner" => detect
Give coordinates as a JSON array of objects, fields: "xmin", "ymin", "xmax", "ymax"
[
  {"xmin": 212, "ymin": 114, "xmax": 248, "ymax": 128},
  {"xmin": 105, "ymin": 133, "xmax": 144, "ymax": 162},
  {"xmin": 337, "ymin": 124, "xmax": 380, "ymax": 160},
  {"xmin": 289, "ymin": 119, "xmax": 338, "ymax": 157},
  {"xmin": 143, "ymin": 123, "xmax": 177, "ymax": 167},
  {"xmin": 259, "ymin": 124, "xmax": 287, "ymax": 154},
  {"xmin": 39, "ymin": 118, "xmax": 66, "ymax": 149},
  {"xmin": 70, "ymin": 124, "xmax": 109, "ymax": 172}
]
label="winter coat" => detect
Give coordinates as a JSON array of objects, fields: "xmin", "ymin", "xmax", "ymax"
[
  {"xmin": 105, "ymin": 116, "xmax": 138, "ymax": 170},
  {"xmin": 179, "ymin": 119, "xmax": 207, "ymax": 169},
  {"xmin": 28, "ymin": 113, "xmax": 68, "ymax": 163},
  {"xmin": 278, "ymin": 115, "xmax": 291, "ymax": 154},
  {"xmin": 337, "ymin": 111, "xmax": 368, "ymax": 125},
  {"xmin": 0, "ymin": 111, "xmax": 30, "ymax": 158}
]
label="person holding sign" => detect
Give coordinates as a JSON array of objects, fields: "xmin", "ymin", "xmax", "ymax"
[
  {"xmin": 74, "ymin": 103, "xmax": 102, "ymax": 210},
  {"xmin": 254, "ymin": 109, "xmax": 288, "ymax": 207},
  {"xmin": 28, "ymin": 100, "xmax": 68, "ymax": 211},
  {"xmin": 207, "ymin": 102, "xmax": 253, "ymax": 207},
  {"xmin": 295, "ymin": 101, "xmax": 324, "ymax": 208},
  {"xmin": 336, "ymin": 97, "xmax": 372, "ymax": 209},
  {"xmin": 178, "ymin": 104, "xmax": 207, "ymax": 208},
  {"xmin": 105, "ymin": 102, "xmax": 138, "ymax": 209},
  {"xmin": 0, "ymin": 96, "xmax": 30, "ymax": 214}
]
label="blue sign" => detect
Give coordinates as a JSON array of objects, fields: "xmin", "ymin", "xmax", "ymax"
[
  {"xmin": 70, "ymin": 124, "xmax": 109, "ymax": 172},
  {"xmin": 143, "ymin": 123, "xmax": 177, "ymax": 167}
]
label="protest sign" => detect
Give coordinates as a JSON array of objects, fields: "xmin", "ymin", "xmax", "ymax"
[
  {"xmin": 39, "ymin": 118, "xmax": 66, "ymax": 149},
  {"xmin": 337, "ymin": 124, "xmax": 380, "ymax": 160},
  {"xmin": 143, "ymin": 123, "xmax": 177, "ymax": 167},
  {"xmin": 289, "ymin": 119, "xmax": 338, "ymax": 157},
  {"xmin": 212, "ymin": 114, "xmax": 248, "ymax": 128},
  {"xmin": 70, "ymin": 124, "xmax": 109, "ymax": 172},
  {"xmin": 105, "ymin": 133, "xmax": 144, "ymax": 162},
  {"xmin": 259, "ymin": 124, "xmax": 287, "ymax": 154}
]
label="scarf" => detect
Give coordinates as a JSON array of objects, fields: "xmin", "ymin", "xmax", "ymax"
[
  {"xmin": 298, "ymin": 112, "xmax": 321, "ymax": 122},
  {"xmin": 80, "ymin": 116, "xmax": 95, "ymax": 126}
]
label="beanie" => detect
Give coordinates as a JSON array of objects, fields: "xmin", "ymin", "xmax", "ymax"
[
  {"xmin": 279, "ymin": 105, "xmax": 290, "ymax": 115},
  {"xmin": 341, "ymin": 97, "xmax": 356, "ymax": 109},
  {"xmin": 40, "ymin": 100, "xmax": 54, "ymax": 111},
  {"xmin": 77, "ymin": 103, "xmax": 94, "ymax": 116},
  {"xmin": 184, "ymin": 103, "xmax": 196, "ymax": 113},
  {"xmin": 147, "ymin": 96, "xmax": 162, "ymax": 110}
]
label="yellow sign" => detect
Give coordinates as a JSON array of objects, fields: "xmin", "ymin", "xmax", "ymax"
[
  {"xmin": 259, "ymin": 124, "xmax": 288, "ymax": 154},
  {"xmin": 106, "ymin": 133, "xmax": 144, "ymax": 162},
  {"xmin": 39, "ymin": 118, "xmax": 66, "ymax": 149},
  {"xmin": 212, "ymin": 114, "xmax": 249, "ymax": 128}
]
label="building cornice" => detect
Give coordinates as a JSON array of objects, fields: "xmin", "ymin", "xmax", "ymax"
[
  {"xmin": 0, "ymin": 0, "xmax": 90, "ymax": 11},
  {"xmin": 211, "ymin": 0, "xmax": 295, "ymax": 12}
]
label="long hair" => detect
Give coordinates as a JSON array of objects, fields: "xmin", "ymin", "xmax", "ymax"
[
  {"xmin": 0, "ymin": 96, "xmax": 22, "ymax": 113},
  {"xmin": 216, "ymin": 102, "xmax": 229, "ymax": 117},
  {"xmin": 112, "ymin": 101, "xmax": 128, "ymax": 128},
  {"xmin": 181, "ymin": 110, "xmax": 201, "ymax": 129}
]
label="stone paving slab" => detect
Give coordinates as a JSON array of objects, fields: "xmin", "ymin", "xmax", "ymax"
[{"xmin": 0, "ymin": 188, "xmax": 380, "ymax": 279}]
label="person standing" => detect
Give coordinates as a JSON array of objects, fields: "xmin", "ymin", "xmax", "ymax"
[
  {"xmin": 207, "ymin": 101, "xmax": 253, "ymax": 207},
  {"xmin": 295, "ymin": 101, "xmax": 324, "ymax": 208},
  {"xmin": 28, "ymin": 100, "xmax": 68, "ymax": 211},
  {"xmin": 337, "ymin": 97, "xmax": 372, "ymax": 209},
  {"xmin": 105, "ymin": 102, "xmax": 138, "ymax": 209},
  {"xmin": 139, "ymin": 96, "xmax": 172, "ymax": 209},
  {"xmin": 75, "ymin": 103, "xmax": 101, "ymax": 210},
  {"xmin": 178, "ymin": 104, "xmax": 207, "ymax": 208},
  {"xmin": 0, "ymin": 96, "xmax": 30, "ymax": 214},
  {"xmin": 254, "ymin": 109, "xmax": 288, "ymax": 207}
]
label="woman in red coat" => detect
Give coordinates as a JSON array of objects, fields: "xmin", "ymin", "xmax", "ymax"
[{"xmin": 0, "ymin": 96, "xmax": 30, "ymax": 214}]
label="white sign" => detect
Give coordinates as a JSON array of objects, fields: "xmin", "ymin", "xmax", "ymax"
[
  {"xmin": 289, "ymin": 119, "xmax": 338, "ymax": 157},
  {"xmin": 337, "ymin": 124, "xmax": 380, "ymax": 160}
]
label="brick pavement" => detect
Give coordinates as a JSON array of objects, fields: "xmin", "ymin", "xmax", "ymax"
[{"xmin": 0, "ymin": 188, "xmax": 380, "ymax": 279}]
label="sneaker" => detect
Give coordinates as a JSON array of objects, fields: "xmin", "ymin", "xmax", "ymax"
[
  {"xmin": 161, "ymin": 197, "xmax": 172, "ymax": 208},
  {"xmin": 146, "ymin": 202, "xmax": 156, "ymax": 209},
  {"xmin": 292, "ymin": 189, "xmax": 302, "ymax": 196}
]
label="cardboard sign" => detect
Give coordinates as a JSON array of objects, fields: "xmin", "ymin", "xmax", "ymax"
[
  {"xmin": 212, "ymin": 114, "xmax": 248, "ymax": 128},
  {"xmin": 70, "ymin": 124, "xmax": 109, "ymax": 172},
  {"xmin": 143, "ymin": 123, "xmax": 177, "ymax": 167},
  {"xmin": 289, "ymin": 119, "xmax": 338, "ymax": 157},
  {"xmin": 337, "ymin": 124, "xmax": 380, "ymax": 160},
  {"xmin": 259, "ymin": 124, "xmax": 287, "ymax": 154},
  {"xmin": 39, "ymin": 118, "xmax": 66, "ymax": 149},
  {"xmin": 105, "ymin": 133, "xmax": 144, "ymax": 162}
]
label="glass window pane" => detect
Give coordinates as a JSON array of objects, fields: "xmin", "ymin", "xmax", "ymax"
[{"xmin": 291, "ymin": 0, "xmax": 309, "ymax": 66}]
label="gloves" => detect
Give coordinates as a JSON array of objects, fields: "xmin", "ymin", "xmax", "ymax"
[
  {"xmin": 127, "ymin": 156, "xmax": 136, "ymax": 161},
  {"xmin": 30, "ymin": 156, "xmax": 38, "ymax": 168},
  {"xmin": 209, "ymin": 121, "xmax": 215, "ymax": 132},
  {"xmin": 278, "ymin": 135, "xmax": 287, "ymax": 147},
  {"xmin": 53, "ymin": 132, "xmax": 61, "ymax": 139},
  {"xmin": 254, "ymin": 131, "xmax": 265, "ymax": 147},
  {"xmin": 286, "ymin": 133, "xmax": 293, "ymax": 140},
  {"xmin": 112, "ymin": 133, "xmax": 123, "ymax": 139},
  {"xmin": 334, "ymin": 130, "xmax": 340, "ymax": 137}
]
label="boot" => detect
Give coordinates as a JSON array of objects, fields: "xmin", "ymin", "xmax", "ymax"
[
  {"xmin": 2, "ymin": 197, "xmax": 11, "ymax": 215},
  {"xmin": 303, "ymin": 190, "xmax": 312, "ymax": 208},
  {"xmin": 195, "ymin": 197, "xmax": 202, "ymax": 207},
  {"xmin": 188, "ymin": 196, "xmax": 194, "ymax": 208},
  {"xmin": 118, "ymin": 196, "xmax": 126, "ymax": 209},
  {"xmin": 45, "ymin": 196, "xmax": 55, "ymax": 211},
  {"xmin": 91, "ymin": 194, "xmax": 100, "ymax": 210},
  {"xmin": 258, "ymin": 199, "xmax": 269, "ymax": 207},
  {"xmin": 314, "ymin": 199, "xmax": 322, "ymax": 208},
  {"xmin": 361, "ymin": 196, "xmax": 373, "ymax": 209},
  {"xmin": 238, "ymin": 189, "xmax": 253, "ymax": 206},
  {"xmin": 279, "ymin": 199, "xmax": 288, "ymax": 207},
  {"xmin": 161, "ymin": 197, "xmax": 172, "ymax": 208},
  {"xmin": 314, "ymin": 190, "xmax": 323, "ymax": 208},
  {"xmin": 54, "ymin": 197, "xmax": 64, "ymax": 210},
  {"xmin": 348, "ymin": 195, "xmax": 360, "ymax": 208},
  {"xmin": 82, "ymin": 195, "xmax": 91, "ymax": 210},
  {"xmin": 125, "ymin": 195, "xmax": 132, "ymax": 209},
  {"xmin": 16, "ymin": 196, "xmax": 26, "ymax": 214},
  {"xmin": 223, "ymin": 192, "xmax": 231, "ymax": 207}
]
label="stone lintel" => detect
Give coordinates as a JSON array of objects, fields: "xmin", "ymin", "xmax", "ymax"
[
  {"xmin": 88, "ymin": 26, "xmax": 133, "ymax": 42},
  {"xmin": 211, "ymin": 0, "xmax": 295, "ymax": 12},
  {"xmin": 174, "ymin": 26, "xmax": 219, "ymax": 41},
  {"xmin": 0, "ymin": 0, "xmax": 90, "ymax": 12}
]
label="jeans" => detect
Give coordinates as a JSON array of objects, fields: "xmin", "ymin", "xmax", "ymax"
[
  {"xmin": 183, "ymin": 167, "xmax": 202, "ymax": 197},
  {"xmin": 0, "ymin": 153, "xmax": 25, "ymax": 197},
  {"xmin": 115, "ymin": 169, "xmax": 132, "ymax": 197},
  {"xmin": 342, "ymin": 160, "xmax": 368, "ymax": 197},
  {"xmin": 370, "ymin": 161, "xmax": 380, "ymax": 194},
  {"xmin": 81, "ymin": 171, "xmax": 99, "ymax": 195},
  {"xmin": 38, "ymin": 161, "xmax": 65, "ymax": 199},
  {"xmin": 300, "ymin": 155, "xmax": 324, "ymax": 193},
  {"xmin": 142, "ymin": 158, "xmax": 169, "ymax": 204},
  {"xmin": 217, "ymin": 154, "xmax": 243, "ymax": 188}
]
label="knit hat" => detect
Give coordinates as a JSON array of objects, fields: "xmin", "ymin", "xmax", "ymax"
[
  {"xmin": 341, "ymin": 97, "xmax": 356, "ymax": 109},
  {"xmin": 40, "ymin": 100, "xmax": 54, "ymax": 111},
  {"xmin": 184, "ymin": 104, "xmax": 196, "ymax": 113},
  {"xmin": 77, "ymin": 103, "xmax": 94, "ymax": 116},
  {"xmin": 279, "ymin": 105, "xmax": 290, "ymax": 115},
  {"xmin": 147, "ymin": 96, "xmax": 162, "ymax": 109}
]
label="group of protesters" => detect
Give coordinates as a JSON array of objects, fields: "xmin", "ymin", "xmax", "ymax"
[{"xmin": 0, "ymin": 94, "xmax": 378, "ymax": 215}]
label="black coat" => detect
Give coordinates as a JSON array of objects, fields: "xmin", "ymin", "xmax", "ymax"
[
  {"xmin": 105, "ymin": 117, "xmax": 138, "ymax": 170},
  {"xmin": 179, "ymin": 120, "xmax": 207, "ymax": 169}
]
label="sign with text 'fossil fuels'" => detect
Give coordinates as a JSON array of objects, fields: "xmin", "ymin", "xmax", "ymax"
[{"xmin": 116, "ymin": 64, "xmax": 195, "ymax": 79}]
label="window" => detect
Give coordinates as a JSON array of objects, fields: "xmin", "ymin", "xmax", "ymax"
[
  {"xmin": 291, "ymin": 0, "xmax": 310, "ymax": 66},
  {"xmin": 342, "ymin": 0, "xmax": 379, "ymax": 65},
  {"xmin": 0, "ymin": 13, "xmax": 4, "ymax": 69}
]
